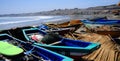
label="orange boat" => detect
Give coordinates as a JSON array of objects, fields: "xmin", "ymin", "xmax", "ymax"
[{"xmin": 46, "ymin": 19, "xmax": 83, "ymax": 28}]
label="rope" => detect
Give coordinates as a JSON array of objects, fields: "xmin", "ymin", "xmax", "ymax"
[{"xmin": 7, "ymin": 31, "xmax": 45, "ymax": 61}]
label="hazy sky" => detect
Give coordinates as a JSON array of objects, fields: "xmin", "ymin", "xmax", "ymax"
[{"xmin": 0, "ymin": 0, "xmax": 119, "ymax": 14}]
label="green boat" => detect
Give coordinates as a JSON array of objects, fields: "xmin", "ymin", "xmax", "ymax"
[{"xmin": 0, "ymin": 41, "xmax": 23, "ymax": 56}]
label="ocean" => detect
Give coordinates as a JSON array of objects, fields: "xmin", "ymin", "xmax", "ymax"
[{"xmin": 0, "ymin": 16, "xmax": 71, "ymax": 30}]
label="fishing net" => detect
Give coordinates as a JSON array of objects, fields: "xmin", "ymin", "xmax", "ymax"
[{"xmin": 41, "ymin": 32, "xmax": 61, "ymax": 44}]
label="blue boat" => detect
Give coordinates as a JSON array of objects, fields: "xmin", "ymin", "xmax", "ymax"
[
  {"xmin": 81, "ymin": 19, "xmax": 120, "ymax": 37},
  {"xmin": 22, "ymin": 28, "xmax": 100, "ymax": 58},
  {"xmin": 82, "ymin": 19, "xmax": 120, "ymax": 25},
  {"xmin": 38, "ymin": 24, "xmax": 75, "ymax": 35},
  {"xmin": 87, "ymin": 16, "xmax": 107, "ymax": 21},
  {"xmin": 0, "ymin": 34, "xmax": 73, "ymax": 61},
  {"xmin": 81, "ymin": 19, "xmax": 120, "ymax": 28}
]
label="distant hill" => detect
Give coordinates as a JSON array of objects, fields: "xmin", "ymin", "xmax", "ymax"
[
  {"xmin": 87, "ymin": 4, "xmax": 120, "ymax": 10},
  {"xmin": 0, "ymin": 4, "xmax": 120, "ymax": 17}
]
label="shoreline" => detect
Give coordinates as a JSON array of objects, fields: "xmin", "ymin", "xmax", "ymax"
[{"xmin": 0, "ymin": 15, "xmax": 119, "ymax": 31}]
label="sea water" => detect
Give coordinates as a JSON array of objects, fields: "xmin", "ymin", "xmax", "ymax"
[{"xmin": 0, "ymin": 16, "xmax": 70, "ymax": 30}]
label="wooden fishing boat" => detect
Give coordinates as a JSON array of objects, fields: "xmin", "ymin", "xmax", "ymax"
[
  {"xmin": 0, "ymin": 41, "xmax": 23, "ymax": 56},
  {"xmin": 22, "ymin": 28, "xmax": 100, "ymax": 59},
  {"xmin": 0, "ymin": 34, "xmax": 73, "ymax": 61},
  {"xmin": 81, "ymin": 19, "xmax": 120, "ymax": 28},
  {"xmin": 82, "ymin": 19, "xmax": 120, "ymax": 25},
  {"xmin": 45, "ymin": 20, "xmax": 82, "ymax": 31},
  {"xmin": 87, "ymin": 16, "xmax": 107, "ymax": 21},
  {"xmin": 39, "ymin": 24, "xmax": 75, "ymax": 35}
]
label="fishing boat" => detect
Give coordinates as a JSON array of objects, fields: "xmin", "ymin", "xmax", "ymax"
[
  {"xmin": 39, "ymin": 24, "xmax": 75, "ymax": 35},
  {"xmin": 45, "ymin": 19, "xmax": 82, "ymax": 31},
  {"xmin": 81, "ymin": 19, "xmax": 120, "ymax": 28},
  {"xmin": 87, "ymin": 16, "xmax": 107, "ymax": 21},
  {"xmin": 0, "ymin": 41, "xmax": 23, "ymax": 56},
  {"xmin": 0, "ymin": 34, "xmax": 73, "ymax": 61},
  {"xmin": 22, "ymin": 28, "xmax": 100, "ymax": 59}
]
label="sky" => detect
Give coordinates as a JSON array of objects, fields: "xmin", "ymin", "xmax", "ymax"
[{"xmin": 0, "ymin": 0, "xmax": 119, "ymax": 14}]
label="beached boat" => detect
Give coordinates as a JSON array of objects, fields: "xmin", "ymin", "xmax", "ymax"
[
  {"xmin": 81, "ymin": 19, "xmax": 120, "ymax": 28},
  {"xmin": 22, "ymin": 28, "xmax": 100, "ymax": 58},
  {"xmin": 39, "ymin": 24, "xmax": 75, "ymax": 35},
  {"xmin": 87, "ymin": 16, "xmax": 107, "ymax": 21},
  {"xmin": 0, "ymin": 34, "xmax": 73, "ymax": 61},
  {"xmin": 0, "ymin": 41, "xmax": 23, "ymax": 56},
  {"xmin": 45, "ymin": 20, "xmax": 82, "ymax": 31}
]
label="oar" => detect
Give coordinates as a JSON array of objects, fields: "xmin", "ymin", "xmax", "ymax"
[
  {"xmin": 48, "ymin": 41, "xmax": 61, "ymax": 45},
  {"xmin": 108, "ymin": 34, "xmax": 116, "ymax": 43}
]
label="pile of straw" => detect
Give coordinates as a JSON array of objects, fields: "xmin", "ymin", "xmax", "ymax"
[{"xmin": 64, "ymin": 33, "xmax": 120, "ymax": 61}]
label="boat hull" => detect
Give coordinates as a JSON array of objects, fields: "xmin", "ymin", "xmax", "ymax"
[
  {"xmin": 0, "ymin": 34, "xmax": 73, "ymax": 61},
  {"xmin": 22, "ymin": 28, "xmax": 100, "ymax": 57},
  {"xmin": 82, "ymin": 19, "xmax": 120, "ymax": 28},
  {"xmin": 34, "ymin": 42, "xmax": 100, "ymax": 56},
  {"xmin": 95, "ymin": 31, "xmax": 120, "ymax": 37}
]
